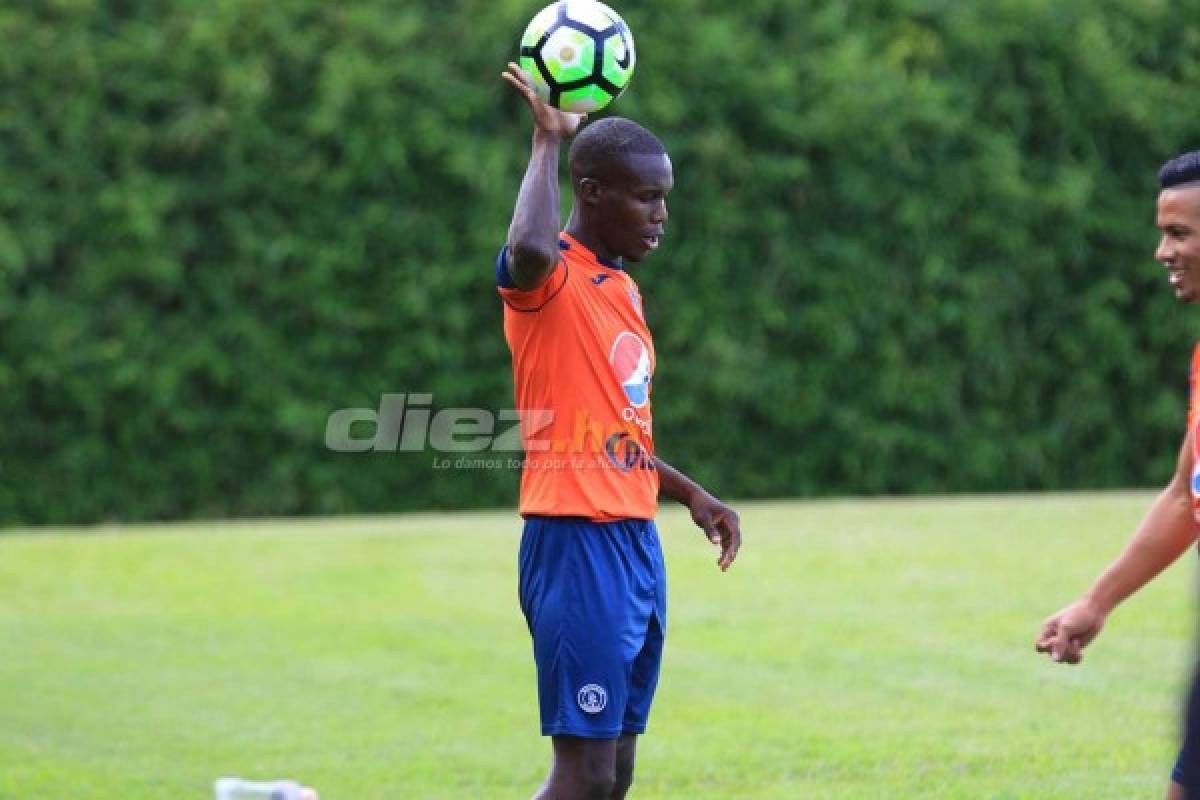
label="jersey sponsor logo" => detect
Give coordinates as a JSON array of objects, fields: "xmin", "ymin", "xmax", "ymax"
[
  {"xmin": 605, "ymin": 431, "xmax": 655, "ymax": 472},
  {"xmin": 610, "ymin": 332, "xmax": 652, "ymax": 408},
  {"xmin": 577, "ymin": 683, "xmax": 608, "ymax": 714}
]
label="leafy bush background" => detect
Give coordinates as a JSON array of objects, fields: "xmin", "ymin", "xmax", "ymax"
[{"xmin": 4, "ymin": 0, "xmax": 1200, "ymax": 524}]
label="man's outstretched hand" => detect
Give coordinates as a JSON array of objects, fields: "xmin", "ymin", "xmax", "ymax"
[
  {"xmin": 1035, "ymin": 598, "xmax": 1107, "ymax": 665},
  {"xmin": 501, "ymin": 62, "xmax": 586, "ymax": 138},
  {"xmin": 688, "ymin": 492, "xmax": 742, "ymax": 572}
]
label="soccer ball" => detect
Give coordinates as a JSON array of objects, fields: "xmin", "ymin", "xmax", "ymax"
[{"xmin": 518, "ymin": 0, "xmax": 636, "ymax": 113}]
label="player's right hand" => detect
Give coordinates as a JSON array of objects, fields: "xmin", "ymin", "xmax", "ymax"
[
  {"xmin": 1034, "ymin": 598, "xmax": 1107, "ymax": 665},
  {"xmin": 501, "ymin": 62, "xmax": 586, "ymax": 138}
]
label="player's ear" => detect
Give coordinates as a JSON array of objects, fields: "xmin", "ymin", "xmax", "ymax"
[{"xmin": 578, "ymin": 177, "xmax": 602, "ymax": 207}]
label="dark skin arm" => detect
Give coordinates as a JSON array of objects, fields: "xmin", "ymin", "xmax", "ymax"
[
  {"xmin": 500, "ymin": 63, "xmax": 586, "ymax": 290},
  {"xmin": 654, "ymin": 456, "xmax": 742, "ymax": 571},
  {"xmin": 1035, "ymin": 425, "xmax": 1196, "ymax": 664}
]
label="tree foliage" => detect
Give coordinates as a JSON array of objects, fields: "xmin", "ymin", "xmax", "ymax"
[{"xmin": 4, "ymin": 0, "xmax": 1200, "ymax": 523}]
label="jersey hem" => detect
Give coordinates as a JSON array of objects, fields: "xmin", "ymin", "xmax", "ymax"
[{"xmin": 521, "ymin": 511, "xmax": 657, "ymax": 523}]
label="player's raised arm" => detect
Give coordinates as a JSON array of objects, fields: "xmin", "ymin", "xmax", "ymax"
[
  {"xmin": 500, "ymin": 63, "xmax": 586, "ymax": 291},
  {"xmin": 1035, "ymin": 425, "xmax": 1197, "ymax": 664},
  {"xmin": 653, "ymin": 456, "xmax": 742, "ymax": 572}
]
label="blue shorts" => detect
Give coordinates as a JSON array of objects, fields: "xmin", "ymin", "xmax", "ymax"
[
  {"xmin": 1173, "ymin": 662, "xmax": 1200, "ymax": 787},
  {"xmin": 518, "ymin": 515, "xmax": 667, "ymax": 738}
]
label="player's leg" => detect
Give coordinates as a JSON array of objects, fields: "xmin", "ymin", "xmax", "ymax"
[
  {"xmin": 519, "ymin": 518, "xmax": 637, "ymax": 795},
  {"xmin": 533, "ymin": 735, "xmax": 618, "ymax": 799},
  {"xmin": 614, "ymin": 614, "xmax": 660, "ymax": 798},
  {"xmin": 611, "ymin": 520, "xmax": 666, "ymax": 799},
  {"xmin": 611, "ymin": 733, "xmax": 638, "ymax": 799}
]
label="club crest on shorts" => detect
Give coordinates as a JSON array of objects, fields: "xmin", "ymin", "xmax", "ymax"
[{"xmin": 577, "ymin": 683, "xmax": 607, "ymax": 714}]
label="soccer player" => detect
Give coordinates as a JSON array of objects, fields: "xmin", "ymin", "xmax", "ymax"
[
  {"xmin": 497, "ymin": 62, "xmax": 743, "ymax": 800},
  {"xmin": 1035, "ymin": 151, "xmax": 1200, "ymax": 798}
]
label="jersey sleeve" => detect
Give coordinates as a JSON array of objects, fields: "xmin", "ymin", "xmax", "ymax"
[{"xmin": 496, "ymin": 245, "xmax": 569, "ymax": 312}]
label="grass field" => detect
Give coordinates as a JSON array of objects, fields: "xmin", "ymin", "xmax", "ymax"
[{"xmin": 0, "ymin": 493, "xmax": 1196, "ymax": 798}]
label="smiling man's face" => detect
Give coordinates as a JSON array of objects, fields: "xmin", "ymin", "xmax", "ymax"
[{"xmin": 1156, "ymin": 185, "xmax": 1200, "ymax": 303}]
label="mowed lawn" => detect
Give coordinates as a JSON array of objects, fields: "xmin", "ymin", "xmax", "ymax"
[{"xmin": 0, "ymin": 494, "xmax": 1195, "ymax": 799}]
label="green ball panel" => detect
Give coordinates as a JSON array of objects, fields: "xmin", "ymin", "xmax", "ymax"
[
  {"xmin": 600, "ymin": 31, "xmax": 635, "ymax": 90},
  {"xmin": 557, "ymin": 84, "xmax": 613, "ymax": 113},
  {"xmin": 518, "ymin": 54, "xmax": 553, "ymax": 103}
]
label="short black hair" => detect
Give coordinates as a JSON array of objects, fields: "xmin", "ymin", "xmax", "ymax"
[
  {"xmin": 569, "ymin": 117, "xmax": 666, "ymax": 181},
  {"xmin": 1159, "ymin": 151, "xmax": 1200, "ymax": 189}
]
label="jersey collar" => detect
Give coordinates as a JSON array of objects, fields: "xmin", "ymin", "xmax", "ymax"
[{"xmin": 559, "ymin": 233, "xmax": 624, "ymax": 271}]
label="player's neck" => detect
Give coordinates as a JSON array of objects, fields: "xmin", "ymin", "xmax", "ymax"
[{"xmin": 564, "ymin": 221, "xmax": 622, "ymax": 266}]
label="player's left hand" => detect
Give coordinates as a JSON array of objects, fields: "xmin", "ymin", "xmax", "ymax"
[
  {"xmin": 1034, "ymin": 597, "xmax": 1107, "ymax": 665},
  {"xmin": 688, "ymin": 492, "xmax": 741, "ymax": 571}
]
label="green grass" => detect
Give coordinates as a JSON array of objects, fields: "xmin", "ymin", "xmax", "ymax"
[{"xmin": 0, "ymin": 493, "xmax": 1194, "ymax": 798}]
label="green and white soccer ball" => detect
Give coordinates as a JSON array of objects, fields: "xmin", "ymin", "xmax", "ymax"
[{"xmin": 518, "ymin": 0, "xmax": 636, "ymax": 113}]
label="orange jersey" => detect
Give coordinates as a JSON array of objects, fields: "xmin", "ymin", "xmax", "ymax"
[{"xmin": 497, "ymin": 233, "xmax": 659, "ymax": 521}]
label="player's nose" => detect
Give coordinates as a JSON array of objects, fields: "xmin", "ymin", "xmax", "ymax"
[
  {"xmin": 1157, "ymin": 235, "xmax": 1174, "ymax": 264},
  {"xmin": 649, "ymin": 200, "xmax": 667, "ymax": 225}
]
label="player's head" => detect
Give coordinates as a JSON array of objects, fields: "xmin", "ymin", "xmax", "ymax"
[
  {"xmin": 568, "ymin": 117, "xmax": 673, "ymax": 263},
  {"xmin": 1156, "ymin": 151, "xmax": 1200, "ymax": 302}
]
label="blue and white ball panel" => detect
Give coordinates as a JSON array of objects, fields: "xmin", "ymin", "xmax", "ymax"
[{"xmin": 564, "ymin": 0, "xmax": 617, "ymax": 30}]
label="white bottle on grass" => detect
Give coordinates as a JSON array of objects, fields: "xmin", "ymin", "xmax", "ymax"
[{"xmin": 214, "ymin": 777, "xmax": 318, "ymax": 800}]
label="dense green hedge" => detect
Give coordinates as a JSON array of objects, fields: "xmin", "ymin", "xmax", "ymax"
[{"xmin": 3, "ymin": 0, "xmax": 1200, "ymax": 524}]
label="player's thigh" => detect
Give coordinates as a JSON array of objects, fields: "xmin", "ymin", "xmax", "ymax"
[
  {"xmin": 614, "ymin": 733, "xmax": 638, "ymax": 777},
  {"xmin": 622, "ymin": 611, "xmax": 664, "ymax": 735},
  {"xmin": 551, "ymin": 734, "xmax": 619, "ymax": 783}
]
